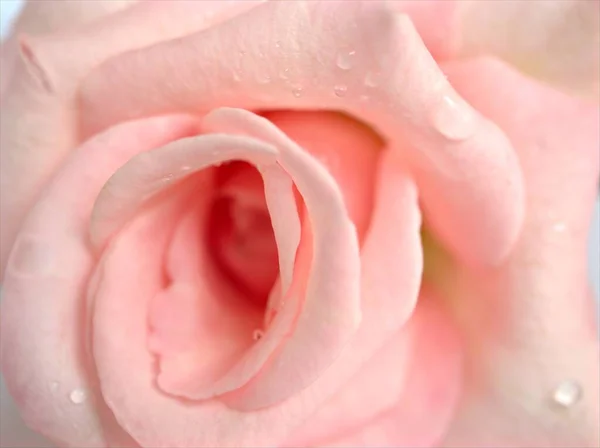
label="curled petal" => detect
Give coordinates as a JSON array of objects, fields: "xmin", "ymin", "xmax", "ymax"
[
  {"xmin": 80, "ymin": 0, "xmax": 524, "ymax": 266},
  {"xmin": 0, "ymin": 115, "xmax": 198, "ymax": 447}
]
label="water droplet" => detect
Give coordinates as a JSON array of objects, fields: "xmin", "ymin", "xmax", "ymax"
[
  {"xmin": 552, "ymin": 380, "xmax": 582, "ymax": 408},
  {"xmin": 292, "ymin": 86, "xmax": 304, "ymax": 98},
  {"xmin": 256, "ymin": 73, "xmax": 271, "ymax": 85},
  {"xmin": 553, "ymin": 222, "xmax": 567, "ymax": 233},
  {"xmin": 275, "ymin": 41, "xmax": 282, "ymax": 49},
  {"xmin": 432, "ymin": 94, "xmax": 476, "ymax": 141},
  {"xmin": 69, "ymin": 388, "xmax": 87, "ymax": 405},
  {"xmin": 50, "ymin": 381, "xmax": 59, "ymax": 392},
  {"xmin": 336, "ymin": 49, "xmax": 356, "ymax": 70},
  {"xmin": 359, "ymin": 94, "xmax": 370, "ymax": 102},
  {"xmin": 253, "ymin": 329, "xmax": 264, "ymax": 341},
  {"xmin": 364, "ymin": 71, "xmax": 381, "ymax": 88},
  {"xmin": 279, "ymin": 67, "xmax": 290, "ymax": 80},
  {"xmin": 181, "ymin": 165, "xmax": 192, "ymax": 172},
  {"xmin": 333, "ymin": 85, "xmax": 348, "ymax": 97}
]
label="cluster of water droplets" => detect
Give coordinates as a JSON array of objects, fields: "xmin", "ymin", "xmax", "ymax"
[
  {"xmin": 230, "ymin": 43, "xmax": 384, "ymax": 100},
  {"xmin": 331, "ymin": 48, "xmax": 381, "ymax": 99}
]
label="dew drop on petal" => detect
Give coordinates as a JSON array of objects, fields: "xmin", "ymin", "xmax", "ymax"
[
  {"xmin": 50, "ymin": 381, "xmax": 59, "ymax": 392},
  {"xmin": 333, "ymin": 85, "xmax": 348, "ymax": 97},
  {"xmin": 336, "ymin": 49, "xmax": 356, "ymax": 70},
  {"xmin": 552, "ymin": 380, "xmax": 582, "ymax": 409},
  {"xmin": 257, "ymin": 73, "xmax": 272, "ymax": 85},
  {"xmin": 69, "ymin": 388, "xmax": 87, "ymax": 405},
  {"xmin": 292, "ymin": 86, "xmax": 304, "ymax": 98},
  {"xmin": 432, "ymin": 95, "xmax": 476, "ymax": 141},
  {"xmin": 364, "ymin": 71, "xmax": 381, "ymax": 88},
  {"xmin": 279, "ymin": 68, "xmax": 290, "ymax": 80}
]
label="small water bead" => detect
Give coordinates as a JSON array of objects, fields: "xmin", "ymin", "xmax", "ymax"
[
  {"xmin": 50, "ymin": 381, "xmax": 59, "ymax": 392},
  {"xmin": 364, "ymin": 71, "xmax": 381, "ymax": 88},
  {"xmin": 69, "ymin": 388, "xmax": 87, "ymax": 405},
  {"xmin": 336, "ymin": 49, "xmax": 356, "ymax": 70},
  {"xmin": 552, "ymin": 380, "xmax": 582, "ymax": 409},
  {"xmin": 257, "ymin": 73, "xmax": 272, "ymax": 85},
  {"xmin": 432, "ymin": 94, "xmax": 476, "ymax": 141},
  {"xmin": 333, "ymin": 85, "xmax": 348, "ymax": 97},
  {"xmin": 253, "ymin": 329, "xmax": 264, "ymax": 341},
  {"xmin": 274, "ymin": 41, "xmax": 282, "ymax": 49},
  {"xmin": 292, "ymin": 87, "xmax": 304, "ymax": 98},
  {"xmin": 279, "ymin": 67, "xmax": 291, "ymax": 80}
]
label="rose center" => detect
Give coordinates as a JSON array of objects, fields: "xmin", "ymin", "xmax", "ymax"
[{"xmin": 207, "ymin": 162, "xmax": 279, "ymax": 308}]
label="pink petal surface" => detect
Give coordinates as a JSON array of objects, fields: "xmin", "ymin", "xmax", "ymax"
[
  {"xmin": 0, "ymin": 115, "xmax": 198, "ymax": 447},
  {"xmin": 455, "ymin": 0, "xmax": 600, "ymax": 99},
  {"xmin": 438, "ymin": 58, "xmax": 600, "ymax": 447},
  {"xmin": 316, "ymin": 289, "xmax": 463, "ymax": 448},
  {"xmin": 284, "ymin": 149, "xmax": 442, "ymax": 447},
  {"xmin": 0, "ymin": 0, "xmax": 135, "ymax": 101},
  {"xmin": 88, "ymin": 108, "xmax": 363, "ymax": 446},
  {"xmin": 389, "ymin": 0, "xmax": 599, "ymax": 99},
  {"xmin": 0, "ymin": 0, "xmax": 263, "ymax": 274},
  {"xmin": 79, "ymin": 0, "xmax": 524, "ymax": 267}
]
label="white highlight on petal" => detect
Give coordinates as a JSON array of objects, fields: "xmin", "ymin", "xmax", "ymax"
[
  {"xmin": 69, "ymin": 389, "xmax": 87, "ymax": 405},
  {"xmin": 552, "ymin": 380, "xmax": 582, "ymax": 409}
]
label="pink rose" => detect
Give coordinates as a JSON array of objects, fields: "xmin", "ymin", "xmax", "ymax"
[{"xmin": 0, "ymin": 1, "xmax": 598, "ymax": 447}]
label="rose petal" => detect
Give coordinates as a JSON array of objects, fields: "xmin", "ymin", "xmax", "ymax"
[
  {"xmin": 439, "ymin": 58, "xmax": 600, "ymax": 447},
  {"xmin": 88, "ymin": 119, "xmax": 424, "ymax": 448},
  {"xmin": 0, "ymin": 0, "xmax": 263, "ymax": 274},
  {"xmin": 0, "ymin": 114, "xmax": 198, "ymax": 447},
  {"xmin": 317, "ymin": 290, "xmax": 463, "ymax": 448},
  {"xmin": 91, "ymin": 108, "xmax": 360, "ymax": 411},
  {"xmin": 284, "ymin": 148, "xmax": 426, "ymax": 445},
  {"xmin": 456, "ymin": 0, "xmax": 600, "ymax": 100},
  {"xmin": 80, "ymin": 0, "xmax": 524, "ymax": 267}
]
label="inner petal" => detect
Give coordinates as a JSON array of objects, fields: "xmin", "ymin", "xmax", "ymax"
[
  {"xmin": 209, "ymin": 163, "xmax": 280, "ymax": 305},
  {"xmin": 149, "ymin": 163, "xmax": 287, "ymax": 394}
]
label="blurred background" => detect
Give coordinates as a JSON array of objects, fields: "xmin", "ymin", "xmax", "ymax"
[{"xmin": 0, "ymin": 0, "xmax": 598, "ymax": 446}]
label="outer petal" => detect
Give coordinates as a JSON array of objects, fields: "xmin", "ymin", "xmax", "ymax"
[
  {"xmin": 455, "ymin": 0, "xmax": 600, "ymax": 100},
  {"xmin": 315, "ymin": 289, "xmax": 463, "ymax": 448},
  {"xmin": 0, "ymin": 0, "xmax": 135, "ymax": 100},
  {"xmin": 389, "ymin": 1, "xmax": 599, "ymax": 99},
  {"xmin": 438, "ymin": 58, "xmax": 600, "ymax": 447},
  {"xmin": 79, "ymin": 0, "xmax": 524, "ymax": 268},
  {"xmin": 0, "ymin": 0, "xmax": 263, "ymax": 274},
  {"xmin": 0, "ymin": 115, "xmax": 199, "ymax": 447}
]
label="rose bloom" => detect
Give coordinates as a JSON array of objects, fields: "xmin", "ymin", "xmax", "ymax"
[{"xmin": 0, "ymin": 1, "xmax": 598, "ymax": 447}]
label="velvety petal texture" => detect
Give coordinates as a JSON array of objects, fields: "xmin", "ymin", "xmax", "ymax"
[
  {"xmin": 1, "ymin": 0, "xmax": 597, "ymax": 447},
  {"xmin": 437, "ymin": 58, "xmax": 600, "ymax": 448}
]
